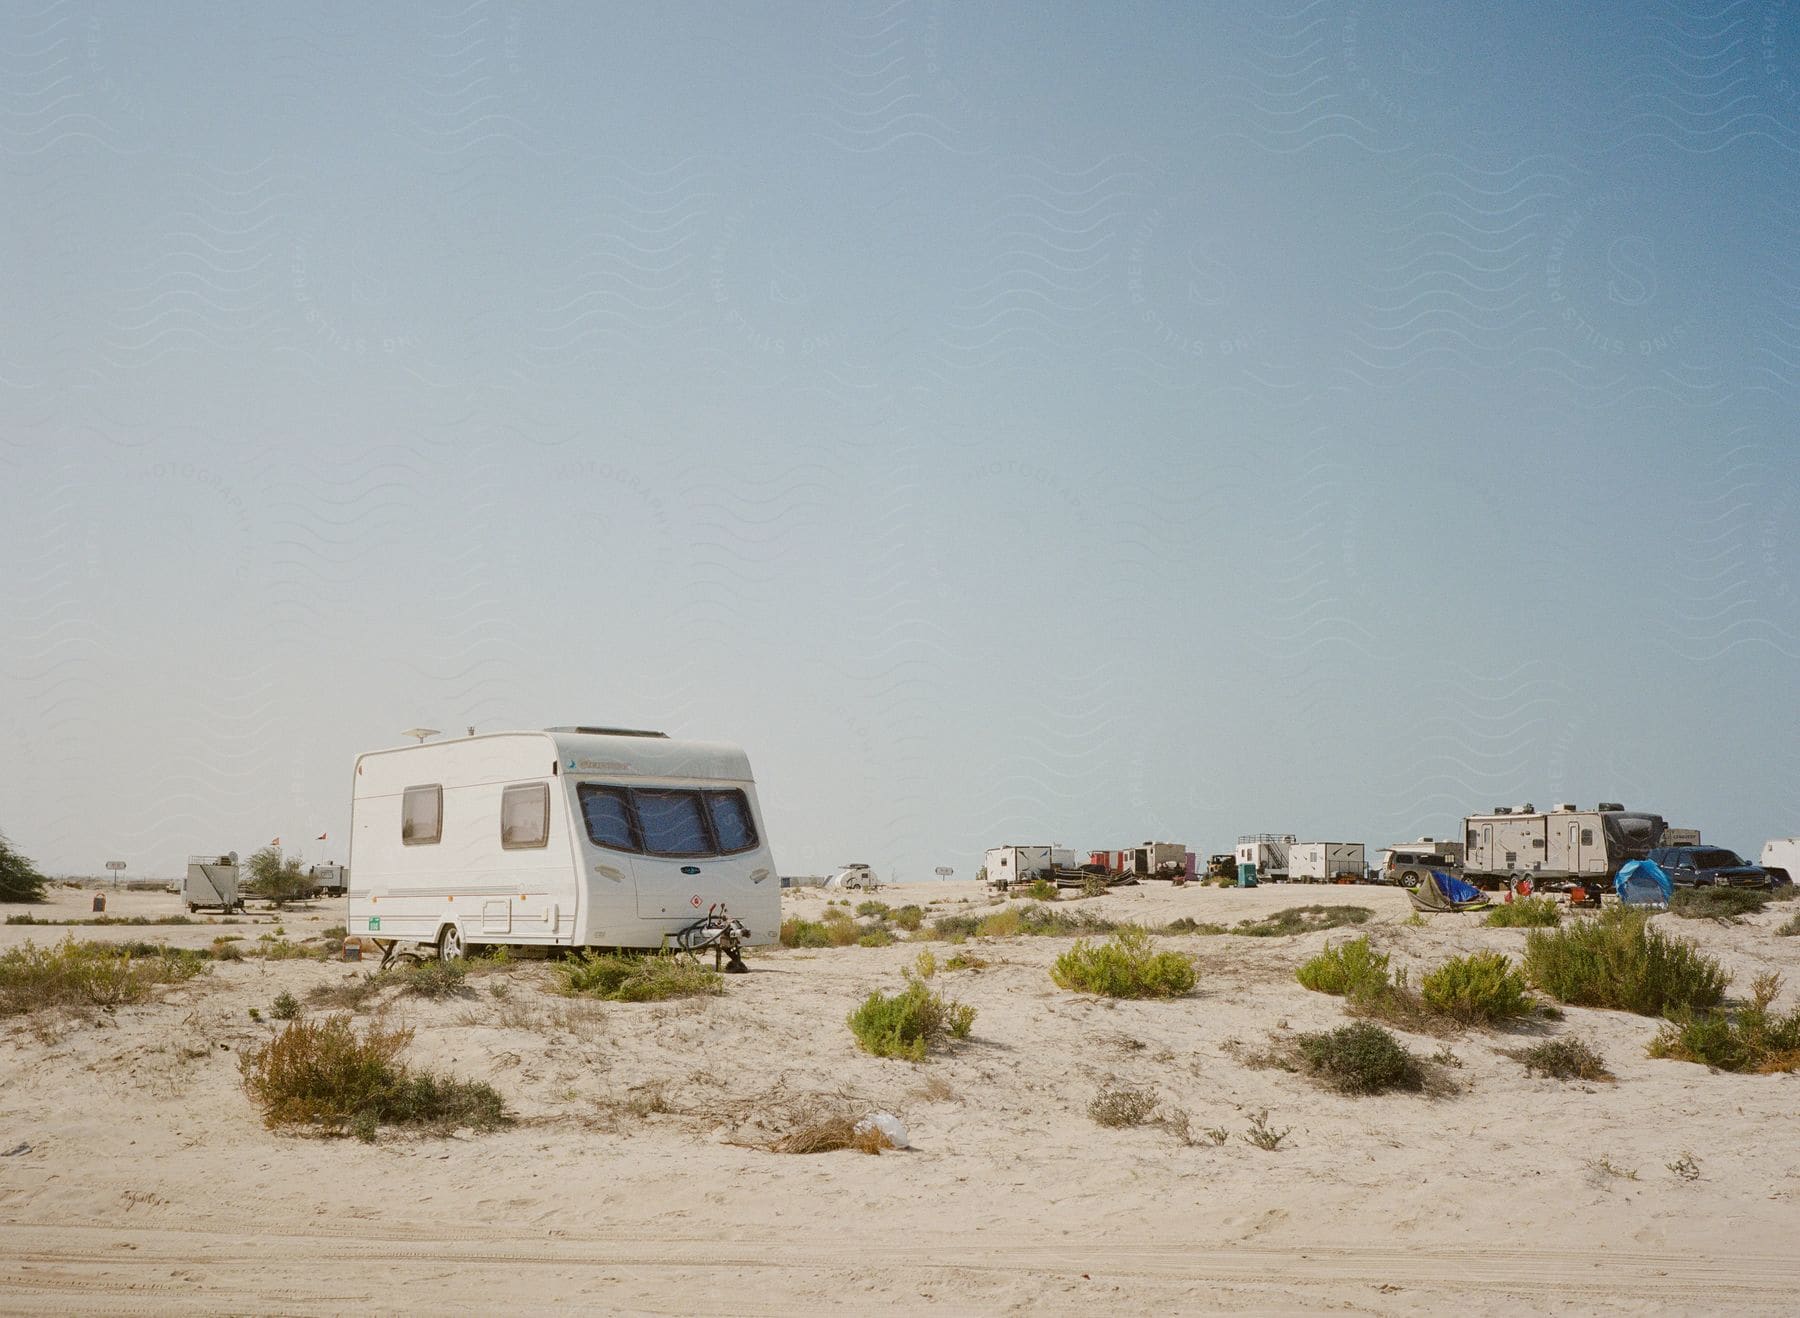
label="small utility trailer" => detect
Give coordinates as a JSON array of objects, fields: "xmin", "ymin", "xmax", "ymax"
[{"xmin": 184, "ymin": 853, "xmax": 244, "ymax": 913}]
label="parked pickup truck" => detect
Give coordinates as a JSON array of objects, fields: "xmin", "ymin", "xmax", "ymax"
[{"xmin": 1646, "ymin": 846, "xmax": 1773, "ymax": 890}]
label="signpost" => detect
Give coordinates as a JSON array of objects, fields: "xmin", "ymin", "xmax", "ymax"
[
  {"xmin": 105, "ymin": 860, "xmax": 126, "ymax": 890},
  {"xmin": 934, "ymin": 866, "xmax": 953, "ymax": 878}
]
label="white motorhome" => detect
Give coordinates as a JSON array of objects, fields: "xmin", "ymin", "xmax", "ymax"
[
  {"xmin": 347, "ymin": 727, "xmax": 779, "ymax": 965},
  {"xmin": 1289, "ymin": 842, "xmax": 1365, "ymax": 882},
  {"xmin": 1462, "ymin": 802, "xmax": 1664, "ymax": 886},
  {"xmin": 1235, "ymin": 834, "xmax": 1296, "ymax": 881}
]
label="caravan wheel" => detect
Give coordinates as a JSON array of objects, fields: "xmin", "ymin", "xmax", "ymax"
[{"xmin": 437, "ymin": 924, "xmax": 465, "ymax": 962}]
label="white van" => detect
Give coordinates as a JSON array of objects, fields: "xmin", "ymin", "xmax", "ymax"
[{"xmin": 347, "ymin": 727, "xmax": 779, "ymax": 965}]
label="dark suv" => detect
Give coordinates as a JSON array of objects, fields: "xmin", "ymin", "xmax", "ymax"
[{"xmin": 1646, "ymin": 846, "xmax": 1772, "ymax": 889}]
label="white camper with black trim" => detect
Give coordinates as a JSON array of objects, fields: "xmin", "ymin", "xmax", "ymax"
[{"xmin": 347, "ymin": 727, "xmax": 779, "ymax": 968}]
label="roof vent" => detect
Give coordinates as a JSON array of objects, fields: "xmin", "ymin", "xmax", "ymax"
[
  {"xmin": 1517, "ymin": 803, "xmax": 1536, "ymax": 815},
  {"xmin": 548, "ymin": 726, "xmax": 670, "ymax": 738},
  {"xmin": 1493, "ymin": 806, "xmax": 1512, "ymax": 815},
  {"xmin": 1597, "ymin": 801, "xmax": 1624, "ymax": 812},
  {"xmin": 1556, "ymin": 803, "xmax": 1578, "ymax": 812}
]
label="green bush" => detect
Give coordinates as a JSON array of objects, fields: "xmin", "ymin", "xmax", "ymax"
[
  {"xmin": 854, "ymin": 900, "xmax": 890, "ymax": 919},
  {"xmin": 0, "ymin": 938, "xmax": 208, "ymax": 1017},
  {"xmin": 1235, "ymin": 905, "xmax": 1372, "ymax": 938},
  {"xmin": 398, "ymin": 959, "xmax": 469, "ymax": 998},
  {"xmin": 1295, "ymin": 936, "xmax": 1392, "ymax": 999},
  {"xmin": 1418, "ymin": 951, "xmax": 1533, "ymax": 1024},
  {"xmin": 1294, "ymin": 1022, "xmax": 1424, "ymax": 1095},
  {"xmin": 1503, "ymin": 1037, "xmax": 1613, "ymax": 1081},
  {"xmin": 892, "ymin": 905, "xmax": 925, "ymax": 932},
  {"xmin": 0, "ymin": 832, "xmax": 48, "ymax": 904},
  {"xmin": 269, "ymin": 990, "xmax": 301, "ymax": 1021},
  {"xmin": 241, "ymin": 846, "xmax": 316, "ymax": 907},
  {"xmin": 857, "ymin": 928, "xmax": 896, "ymax": 947},
  {"xmin": 1485, "ymin": 897, "xmax": 1562, "ymax": 928},
  {"xmin": 1649, "ymin": 973, "xmax": 1800, "ymax": 1073},
  {"xmin": 1050, "ymin": 928, "xmax": 1195, "ymax": 999},
  {"xmin": 1669, "ymin": 887, "xmax": 1768, "ymax": 921},
  {"xmin": 1523, "ymin": 908, "xmax": 1729, "ymax": 1016},
  {"xmin": 555, "ymin": 951, "xmax": 723, "ymax": 1002},
  {"xmin": 1026, "ymin": 879, "xmax": 1058, "ymax": 901},
  {"xmin": 240, "ymin": 1015, "xmax": 510, "ymax": 1139},
  {"xmin": 846, "ymin": 980, "xmax": 976, "ymax": 1060}
]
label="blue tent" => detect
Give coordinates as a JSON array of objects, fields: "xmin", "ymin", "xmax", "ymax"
[
  {"xmin": 1616, "ymin": 858, "xmax": 1673, "ymax": 907},
  {"xmin": 1409, "ymin": 869, "xmax": 1488, "ymax": 912}
]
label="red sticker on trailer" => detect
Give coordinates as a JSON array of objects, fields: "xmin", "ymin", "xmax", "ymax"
[{"xmin": 691, "ymin": 895, "xmax": 702, "ymax": 907}]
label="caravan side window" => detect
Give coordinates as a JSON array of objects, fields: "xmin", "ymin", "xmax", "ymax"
[
  {"xmin": 402, "ymin": 785, "xmax": 442, "ymax": 846},
  {"xmin": 578, "ymin": 784, "xmax": 640, "ymax": 852},
  {"xmin": 500, "ymin": 782, "xmax": 550, "ymax": 850},
  {"xmin": 704, "ymin": 790, "xmax": 758, "ymax": 853}
]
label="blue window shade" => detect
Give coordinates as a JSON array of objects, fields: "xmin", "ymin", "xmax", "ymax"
[
  {"xmin": 635, "ymin": 789, "xmax": 710, "ymax": 856},
  {"xmin": 705, "ymin": 790, "xmax": 757, "ymax": 853},
  {"xmin": 578, "ymin": 785, "xmax": 638, "ymax": 852}
]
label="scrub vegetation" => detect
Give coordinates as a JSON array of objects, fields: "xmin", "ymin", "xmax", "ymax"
[
  {"xmin": 1050, "ymin": 929, "xmax": 1196, "ymax": 998},
  {"xmin": 0, "ymin": 939, "xmax": 208, "ymax": 1017},
  {"xmin": 554, "ymin": 951, "xmax": 723, "ymax": 1002},
  {"xmin": 1523, "ymin": 909, "xmax": 1729, "ymax": 1016}
]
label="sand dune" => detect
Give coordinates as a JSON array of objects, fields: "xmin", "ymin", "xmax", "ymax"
[{"xmin": 3, "ymin": 880, "xmax": 1798, "ymax": 1313}]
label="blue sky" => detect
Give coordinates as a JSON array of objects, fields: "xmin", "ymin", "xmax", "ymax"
[{"xmin": 2, "ymin": 0, "xmax": 1796, "ymax": 878}]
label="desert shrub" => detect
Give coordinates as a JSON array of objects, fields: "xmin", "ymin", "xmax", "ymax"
[
  {"xmin": 1505, "ymin": 1037, "xmax": 1614, "ymax": 1081},
  {"xmin": 1088, "ymin": 1085, "xmax": 1157, "ymax": 1128},
  {"xmin": 854, "ymin": 900, "xmax": 890, "ymax": 919},
  {"xmin": 210, "ymin": 938, "xmax": 245, "ymax": 962},
  {"xmin": 780, "ymin": 917, "xmax": 832, "ymax": 948},
  {"xmin": 892, "ymin": 905, "xmax": 925, "ymax": 932},
  {"xmin": 1523, "ymin": 908, "xmax": 1729, "ymax": 1016},
  {"xmin": 1485, "ymin": 897, "xmax": 1562, "ymax": 928},
  {"xmin": 0, "ymin": 832, "xmax": 49, "ymax": 903},
  {"xmin": 240, "ymin": 1015, "xmax": 510, "ymax": 1138},
  {"xmin": 1079, "ymin": 874, "xmax": 1110, "ymax": 899},
  {"xmin": 241, "ymin": 846, "xmax": 315, "ymax": 907},
  {"xmin": 307, "ymin": 972, "xmax": 394, "ymax": 1011},
  {"xmin": 1296, "ymin": 937, "xmax": 1392, "ymax": 1000},
  {"xmin": 398, "ymin": 959, "xmax": 469, "ymax": 998},
  {"xmin": 846, "ymin": 980, "xmax": 976, "ymax": 1060},
  {"xmin": 1780, "ymin": 913, "xmax": 1800, "ymax": 937},
  {"xmin": 1295, "ymin": 1022, "xmax": 1425, "ymax": 1095},
  {"xmin": 555, "ymin": 951, "xmax": 723, "ymax": 1002},
  {"xmin": 1235, "ymin": 905, "xmax": 1372, "ymax": 938},
  {"xmin": 857, "ymin": 928, "xmax": 896, "ymax": 947},
  {"xmin": 0, "ymin": 938, "xmax": 208, "ymax": 1016},
  {"xmin": 1050, "ymin": 928, "xmax": 1195, "ymax": 999},
  {"xmin": 1162, "ymin": 916, "xmax": 1227, "ymax": 935},
  {"xmin": 269, "ymin": 990, "xmax": 302, "ymax": 1020},
  {"xmin": 1649, "ymin": 973, "xmax": 1800, "ymax": 1073},
  {"xmin": 1419, "ymin": 951, "xmax": 1534, "ymax": 1024},
  {"xmin": 1026, "ymin": 878, "xmax": 1058, "ymax": 901},
  {"xmin": 255, "ymin": 938, "xmax": 328, "ymax": 962},
  {"xmin": 1669, "ymin": 887, "xmax": 1768, "ymax": 921},
  {"xmin": 942, "ymin": 952, "xmax": 987, "ymax": 972},
  {"xmin": 911, "ymin": 949, "xmax": 937, "ymax": 980}
]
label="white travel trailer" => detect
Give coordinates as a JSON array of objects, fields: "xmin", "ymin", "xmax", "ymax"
[
  {"xmin": 1289, "ymin": 842, "xmax": 1365, "ymax": 882},
  {"xmin": 983, "ymin": 845, "xmax": 1075, "ymax": 889},
  {"xmin": 1763, "ymin": 838, "xmax": 1800, "ymax": 884},
  {"xmin": 1462, "ymin": 802, "xmax": 1665, "ymax": 886},
  {"xmin": 347, "ymin": 727, "xmax": 779, "ymax": 967},
  {"xmin": 1235, "ymin": 834, "xmax": 1296, "ymax": 881}
]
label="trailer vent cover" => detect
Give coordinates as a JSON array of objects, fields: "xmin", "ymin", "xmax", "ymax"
[{"xmin": 1556, "ymin": 803, "xmax": 1578, "ymax": 812}]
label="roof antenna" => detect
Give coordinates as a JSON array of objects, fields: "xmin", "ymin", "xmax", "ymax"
[
  {"xmin": 467, "ymin": 726, "xmax": 476, "ymax": 737},
  {"xmin": 402, "ymin": 727, "xmax": 441, "ymax": 744}
]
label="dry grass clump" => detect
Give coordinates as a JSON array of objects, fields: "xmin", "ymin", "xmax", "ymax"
[
  {"xmin": 252, "ymin": 937, "xmax": 330, "ymax": 962},
  {"xmin": 1418, "ymin": 951, "xmax": 1535, "ymax": 1024},
  {"xmin": 1523, "ymin": 908, "xmax": 1729, "ymax": 1016},
  {"xmin": 240, "ymin": 1015, "xmax": 511, "ymax": 1140},
  {"xmin": 1163, "ymin": 916, "xmax": 1228, "ymax": 935},
  {"xmin": 1235, "ymin": 905, "xmax": 1372, "ymax": 938},
  {"xmin": 1484, "ymin": 897, "xmax": 1563, "ymax": 928},
  {"xmin": 1088, "ymin": 1084, "xmax": 1158, "ymax": 1127},
  {"xmin": 307, "ymin": 972, "xmax": 394, "ymax": 1011},
  {"xmin": 0, "ymin": 938, "xmax": 209, "ymax": 1017},
  {"xmin": 1504, "ymin": 1037, "xmax": 1614, "ymax": 1082},
  {"xmin": 928, "ymin": 903, "xmax": 1117, "ymax": 942},
  {"xmin": 555, "ymin": 951, "xmax": 723, "ymax": 1002},
  {"xmin": 1649, "ymin": 973, "xmax": 1800, "ymax": 1073},
  {"xmin": 780, "ymin": 909, "xmax": 863, "ymax": 948},
  {"xmin": 769, "ymin": 1114, "xmax": 892, "ymax": 1155},
  {"xmin": 846, "ymin": 980, "xmax": 975, "ymax": 1060},
  {"xmin": 1292, "ymin": 1022, "xmax": 1431, "ymax": 1095},
  {"xmin": 1780, "ymin": 913, "xmax": 1800, "ymax": 937},
  {"xmin": 1051, "ymin": 928, "xmax": 1195, "ymax": 999},
  {"xmin": 1669, "ymin": 887, "xmax": 1769, "ymax": 921},
  {"xmin": 892, "ymin": 905, "xmax": 925, "ymax": 932}
]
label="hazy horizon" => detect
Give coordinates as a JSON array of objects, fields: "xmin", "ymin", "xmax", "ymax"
[{"xmin": 2, "ymin": 1, "xmax": 1796, "ymax": 880}]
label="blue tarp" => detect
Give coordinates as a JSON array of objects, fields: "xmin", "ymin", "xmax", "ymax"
[
  {"xmin": 1435, "ymin": 871, "xmax": 1484, "ymax": 904},
  {"xmin": 1616, "ymin": 858, "xmax": 1673, "ymax": 906}
]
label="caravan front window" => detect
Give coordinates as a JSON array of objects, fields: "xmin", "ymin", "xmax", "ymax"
[
  {"xmin": 704, "ymin": 790, "xmax": 758, "ymax": 853},
  {"xmin": 578, "ymin": 785, "xmax": 639, "ymax": 852},
  {"xmin": 636, "ymin": 789, "xmax": 710, "ymax": 857}
]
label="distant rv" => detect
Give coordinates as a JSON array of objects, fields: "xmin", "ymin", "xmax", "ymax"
[
  {"xmin": 1462, "ymin": 803, "xmax": 1664, "ymax": 888},
  {"xmin": 347, "ymin": 727, "xmax": 780, "ymax": 966}
]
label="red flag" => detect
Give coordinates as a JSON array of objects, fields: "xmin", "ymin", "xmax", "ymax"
[
  {"xmin": 269, "ymin": 837, "xmax": 280, "ymax": 846},
  {"xmin": 316, "ymin": 832, "xmax": 328, "ymax": 840}
]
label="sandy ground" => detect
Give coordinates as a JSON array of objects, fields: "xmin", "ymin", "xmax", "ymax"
[{"xmin": 3, "ymin": 878, "xmax": 1799, "ymax": 1314}]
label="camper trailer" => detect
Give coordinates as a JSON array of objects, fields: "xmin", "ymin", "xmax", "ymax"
[
  {"xmin": 1462, "ymin": 802, "xmax": 1665, "ymax": 888},
  {"xmin": 184, "ymin": 853, "xmax": 243, "ymax": 913},
  {"xmin": 308, "ymin": 863, "xmax": 348, "ymax": 897},
  {"xmin": 824, "ymin": 863, "xmax": 876, "ymax": 890},
  {"xmin": 983, "ymin": 845, "xmax": 1075, "ymax": 889},
  {"xmin": 1289, "ymin": 842, "xmax": 1365, "ymax": 883},
  {"xmin": 1124, "ymin": 841, "xmax": 1187, "ymax": 878},
  {"xmin": 1234, "ymin": 834, "xmax": 1296, "ymax": 882},
  {"xmin": 347, "ymin": 727, "xmax": 779, "ymax": 965}
]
